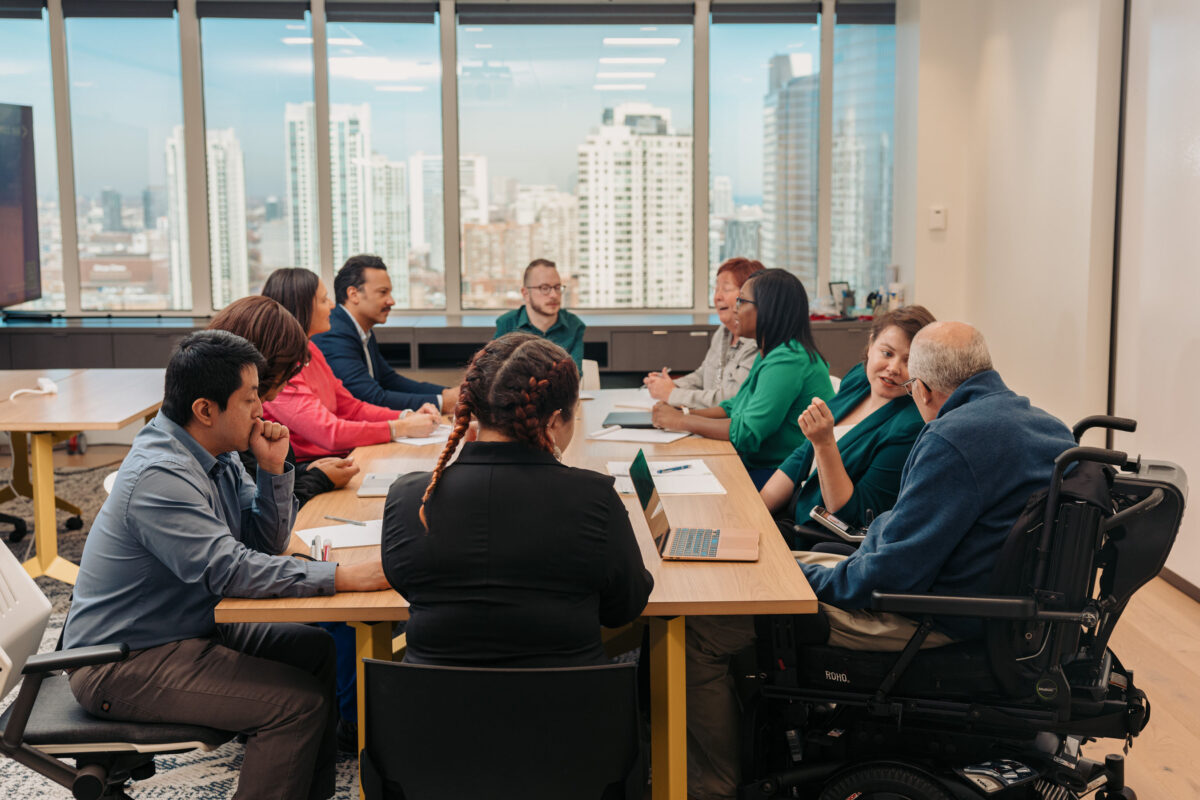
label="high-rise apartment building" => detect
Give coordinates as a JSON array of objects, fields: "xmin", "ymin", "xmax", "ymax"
[
  {"xmin": 163, "ymin": 126, "xmax": 192, "ymax": 309},
  {"xmin": 285, "ymin": 102, "xmax": 320, "ymax": 271},
  {"xmin": 762, "ymin": 53, "xmax": 819, "ymax": 289},
  {"xmin": 711, "ymin": 175, "xmax": 734, "ymax": 219},
  {"xmin": 100, "ymin": 189, "xmax": 122, "ymax": 232},
  {"xmin": 206, "ymin": 128, "xmax": 249, "ymax": 307},
  {"xmin": 370, "ymin": 154, "xmax": 410, "ymax": 306},
  {"xmin": 409, "ymin": 152, "xmax": 488, "ymax": 275},
  {"xmin": 329, "ymin": 104, "xmax": 371, "ymax": 268},
  {"xmin": 576, "ymin": 104, "xmax": 692, "ymax": 308}
]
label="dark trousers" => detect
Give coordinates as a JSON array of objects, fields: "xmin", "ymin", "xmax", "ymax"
[
  {"xmin": 317, "ymin": 621, "xmax": 358, "ymax": 723},
  {"xmin": 69, "ymin": 623, "xmax": 337, "ymax": 800}
]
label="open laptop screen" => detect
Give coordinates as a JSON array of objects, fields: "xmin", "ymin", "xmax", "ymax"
[{"xmin": 629, "ymin": 450, "xmax": 672, "ymax": 555}]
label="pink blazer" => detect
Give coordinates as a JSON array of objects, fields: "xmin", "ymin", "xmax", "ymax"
[{"xmin": 264, "ymin": 341, "xmax": 395, "ymax": 460}]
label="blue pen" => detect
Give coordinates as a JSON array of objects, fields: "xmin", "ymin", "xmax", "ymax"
[{"xmin": 655, "ymin": 464, "xmax": 691, "ymax": 474}]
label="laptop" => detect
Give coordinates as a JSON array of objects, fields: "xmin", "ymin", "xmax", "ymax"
[{"xmin": 628, "ymin": 449, "xmax": 759, "ymax": 562}]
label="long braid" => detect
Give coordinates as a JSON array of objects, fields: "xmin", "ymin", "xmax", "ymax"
[{"xmin": 419, "ymin": 370, "xmax": 478, "ymax": 529}]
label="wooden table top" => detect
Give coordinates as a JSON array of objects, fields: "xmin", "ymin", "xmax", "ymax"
[
  {"xmin": 216, "ymin": 389, "xmax": 816, "ymax": 623},
  {"xmin": 0, "ymin": 369, "xmax": 164, "ymax": 431},
  {"xmin": 0, "ymin": 369, "xmax": 83, "ymax": 401}
]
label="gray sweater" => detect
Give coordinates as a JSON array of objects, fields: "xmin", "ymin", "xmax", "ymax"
[{"xmin": 668, "ymin": 326, "xmax": 758, "ymax": 409}]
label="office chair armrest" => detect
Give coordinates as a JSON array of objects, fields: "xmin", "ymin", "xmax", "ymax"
[
  {"xmin": 22, "ymin": 643, "xmax": 129, "ymax": 675},
  {"xmin": 871, "ymin": 591, "xmax": 1036, "ymax": 619}
]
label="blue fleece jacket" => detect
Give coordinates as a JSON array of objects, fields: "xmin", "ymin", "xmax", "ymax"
[{"xmin": 798, "ymin": 370, "xmax": 1075, "ymax": 640}]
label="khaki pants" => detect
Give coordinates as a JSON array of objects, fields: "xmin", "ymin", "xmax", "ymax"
[
  {"xmin": 685, "ymin": 553, "xmax": 955, "ymax": 800},
  {"xmin": 69, "ymin": 623, "xmax": 337, "ymax": 800}
]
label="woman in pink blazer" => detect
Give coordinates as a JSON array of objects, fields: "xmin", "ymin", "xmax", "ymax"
[{"xmin": 262, "ymin": 268, "xmax": 439, "ymax": 461}]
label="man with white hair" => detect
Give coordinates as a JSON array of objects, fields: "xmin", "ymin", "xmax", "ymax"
[{"xmin": 797, "ymin": 320, "xmax": 1077, "ymax": 647}]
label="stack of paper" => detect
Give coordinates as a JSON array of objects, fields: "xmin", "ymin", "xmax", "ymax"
[
  {"xmin": 297, "ymin": 519, "xmax": 382, "ymax": 550},
  {"xmin": 393, "ymin": 424, "xmax": 452, "ymax": 446},
  {"xmin": 607, "ymin": 459, "xmax": 726, "ymax": 496},
  {"xmin": 613, "ymin": 388, "xmax": 656, "ymax": 411},
  {"xmin": 586, "ymin": 426, "xmax": 690, "ymax": 444}
]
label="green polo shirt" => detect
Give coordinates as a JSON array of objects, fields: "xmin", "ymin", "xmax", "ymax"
[{"xmin": 493, "ymin": 306, "xmax": 586, "ymax": 371}]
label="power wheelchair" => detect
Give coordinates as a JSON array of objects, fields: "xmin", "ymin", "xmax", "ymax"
[{"xmin": 740, "ymin": 416, "xmax": 1188, "ymax": 800}]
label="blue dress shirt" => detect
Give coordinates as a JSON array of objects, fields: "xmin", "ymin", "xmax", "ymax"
[{"xmin": 63, "ymin": 413, "xmax": 338, "ymax": 652}]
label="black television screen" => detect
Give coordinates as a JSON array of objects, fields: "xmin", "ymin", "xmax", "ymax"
[{"xmin": 0, "ymin": 102, "xmax": 42, "ymax": 308}]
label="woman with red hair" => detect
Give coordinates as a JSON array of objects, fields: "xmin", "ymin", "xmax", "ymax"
[{"xmin": 644, "ymin": 257, "xmax": 764, "ymax": 408}]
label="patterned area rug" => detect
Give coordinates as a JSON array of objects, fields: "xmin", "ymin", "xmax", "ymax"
[{"xmin": 1, "ymin": 465, "xmax": 361, "ymax": 798}]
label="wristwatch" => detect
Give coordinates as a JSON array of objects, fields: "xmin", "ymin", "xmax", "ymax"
[{"xmin": 682, "ymin": 407, "xmax": 691, "ymax": 415}]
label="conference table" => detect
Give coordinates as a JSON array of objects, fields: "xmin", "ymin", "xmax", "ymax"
[
  {"xmin": 0, "ymin": 368, "xmax": 165, "ymax": 583},
  {"xmin": 216, "ymin": 388, "xmax": 817, "ymax": 799}
]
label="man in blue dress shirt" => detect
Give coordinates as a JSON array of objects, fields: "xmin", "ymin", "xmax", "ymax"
[
  {"xmin": 62, "ymin": 331, "xmax": 390, "ymax": 800},
  {"xmin": 312, "ymin": 254, "xmax": 459, "ymax": 413}
]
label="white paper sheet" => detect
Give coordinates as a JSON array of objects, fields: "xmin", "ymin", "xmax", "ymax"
[
  {"xmin": 393, "ymin": 424, "xmax": 452, "ymax": 446},
  {"xmin": 613, "ymin": 388, "xmax": 656, "ymax": 410},
  {"xmin": 607, "ymin": 459, "xmax": 726, "ymax": 495},
  {"xmin": 585, "ymin": 426, "xmax": 690, "ymax": 444},
  {"xmin": 297, "ymin": 519, "xmax": 382, "ymax": 550}
]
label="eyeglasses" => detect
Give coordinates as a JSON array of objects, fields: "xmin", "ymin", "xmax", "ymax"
[
  {"xmin": 734, "ymin": 296, "xmax": 757, "ymax": 309},
  {"xmin": 900, "ymin": 377, "xmax": 923, "ymax": 396},
  {"xmin": 525, "ymin": 284, "xmax": 564, "ymax": 296}
]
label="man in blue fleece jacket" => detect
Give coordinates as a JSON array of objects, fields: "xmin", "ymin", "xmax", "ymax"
[
  {"xmin": 797, "ymin": 320, "xmax": 1076, "ymax": 645},
  {"xmin": 685, "ymin": 321, "xmax": 1076, "ymax": 800}
]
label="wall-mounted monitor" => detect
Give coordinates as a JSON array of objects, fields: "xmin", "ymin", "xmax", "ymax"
[{"xmin": 0, "ymin": 103, "xmax": 42, "ymax": 309}]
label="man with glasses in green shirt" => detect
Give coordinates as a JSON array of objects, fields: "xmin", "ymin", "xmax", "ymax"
[{"xmin": 493, "ymin": 258, "xmax": 586, "ymax": 372}]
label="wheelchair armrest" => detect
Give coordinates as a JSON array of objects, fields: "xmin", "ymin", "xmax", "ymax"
[
  {"xmin": 871, "ymin": 591, "xmax": 1036, "ymax": 619},
  {"xmin": 22, "ymin": 643, "xmax": 129, "ymax": 675}
]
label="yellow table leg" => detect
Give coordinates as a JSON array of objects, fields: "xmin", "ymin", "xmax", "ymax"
[
  {"xmin": 352, "ymin": 621, "xmax": 392, "ymax": 800},
  {"xmin": 650, "ymin": 616, "xmax": 687, "ymax": 800},
  {"xmin": 22, "ymin": 432, "xmax": 78, "ymax": 584}
]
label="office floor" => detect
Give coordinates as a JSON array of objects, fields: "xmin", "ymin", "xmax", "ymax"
[{"xmin": 2, "ymin": 443, "xmax": 1197, "ymax": 797}]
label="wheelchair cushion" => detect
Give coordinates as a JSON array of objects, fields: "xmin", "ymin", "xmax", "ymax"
[
  {"xmin": 0, "ymin": 674, "xmax": 232, "ymax": 752},
  {"xmin": 793, "ymin": 641, "xmax": 1003, "ymax": 699}
]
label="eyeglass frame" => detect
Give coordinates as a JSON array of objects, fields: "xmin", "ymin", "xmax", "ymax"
[
  {"xmin": 734, "ymin": 295, "xmax": 757, "ymax": 309},
  {"xmin": 901, "ymin": 377, "xmax": 928, "ymax": 396},
  {"xmin": 524, "ymin": 283, "xmax": 565, "ymax": 296}
]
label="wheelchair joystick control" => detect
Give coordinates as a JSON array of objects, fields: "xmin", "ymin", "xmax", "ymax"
[{"xmin": 1105, "ymin": 754, "xmax": 1125, "ymax": 790}]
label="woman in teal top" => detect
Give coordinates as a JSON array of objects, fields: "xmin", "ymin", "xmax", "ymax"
[
  {"xmin": 652, "ymin": 269, "xmax": 833, "ymax": 486},
  {"xmin": 760, "ymin": 306, "xmax": 936, "ymax": 542}
]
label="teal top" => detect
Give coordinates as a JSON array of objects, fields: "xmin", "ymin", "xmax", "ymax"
[
  {"xmin": 493, "ymin": 306, "xmax": 586, "ymax": 371},
  {"xmin": 778, "ymin": 362, "xmax": 926, "ymax": 529},
  {"xmin": 718, "ymin": 340, "xmax": 833, "ymax": 470}
]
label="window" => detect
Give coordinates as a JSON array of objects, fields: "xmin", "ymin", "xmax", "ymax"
[
  {"xmin": 0, "ymin": 10, "xmax": 63, "ymax": 310},
  {"xmin": 832, "ymin": 6, "xmax": 895, "ymax": 299},
  {"xmin": 66, "ymin": 15, "xmax": 189, "ymax": 310},
  {"xmin": 199, "ymin": 13, "xmax": 319, "ymax": 307},
  {"xmin": 710, "ymin": 15, "xmax": 821, "ymax": 297},
  {"xmin": 325, "ymin": 15, "xmax": 444, "ymax": 309},
  {"xmin": 457, "ymin": 20, "xmax": 694, "ymax": 309}
]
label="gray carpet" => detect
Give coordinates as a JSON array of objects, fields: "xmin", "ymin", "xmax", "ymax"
[{"xmin": 0, "ymin": 464, "xmax": 362, "ymax": 799}]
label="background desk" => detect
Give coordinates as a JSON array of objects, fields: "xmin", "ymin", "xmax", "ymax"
[
  {"xmin": 0, "ymin": 368, "xmax": 163, "ymax": 583},
  {"xmin": 216, "ymin": 389, "xmax": 816, "ymax": 800}
]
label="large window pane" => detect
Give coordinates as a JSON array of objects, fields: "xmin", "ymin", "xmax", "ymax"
[
  {"xmin": 711, "ymin": 21, "xmax": 821, "ymax": 295},
  {"xmin": 326, "ymin": 18, "xmax": 444, "ymax": 309},
  {"xmin": 832, "ymin": 20, "xmax": 895, "ymax": 299},
  {"xmin": 200, "ymin": 15, "xmax": 319, "ymax": 307},
  {"xmin": 457, "ymin": 24, "xmax": 693, "ymax": 309},
  {"xmin": 66, "ymin": 16, "xmax": 188, "ymax": 310},
  {"xmin": 0, "ymin": 12, "xmax": 63, "ymax": 311}
]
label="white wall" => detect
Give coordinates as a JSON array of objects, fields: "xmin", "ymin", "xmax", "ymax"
[
  {"xmin": 896, "ymin": 0, "xmax": 1123, "ymax": 433},
  {"xmin": 1113, "ymin": 0, "xmax": 1200, "ymax": 585}
]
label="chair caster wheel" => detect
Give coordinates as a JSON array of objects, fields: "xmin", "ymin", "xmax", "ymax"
[
  {"xmin": 66, "ymin": 516, "xmax": 84, "ymax": 531},
  {"xmin": 7, "ymin": 520, "xmax": 27, "ymax": 542}
]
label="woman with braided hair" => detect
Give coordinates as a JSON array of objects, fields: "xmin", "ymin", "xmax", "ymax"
[{"xmin": 381, "ymin": 333, "xmax": 654, "ymax": 667}]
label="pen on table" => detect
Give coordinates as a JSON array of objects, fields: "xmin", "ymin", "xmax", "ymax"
[
  {"xmin": 324, "ymin": 515, "xmax": 365, "ymax": 526},
  {"xmin": 655, "ymin": 464, "xmax": 691, "ymax": 474},
  {"xmin": 310, "ymin": 537, "xmax": 322, "ymax": 561}
]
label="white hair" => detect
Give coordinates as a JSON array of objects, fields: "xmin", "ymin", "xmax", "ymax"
[{"xmin": 908, "ymin": 326, "xmax": 993, "ymax": 395}]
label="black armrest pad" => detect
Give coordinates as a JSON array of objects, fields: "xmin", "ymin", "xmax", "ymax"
[
  {"xmin": 871, "ymin": 591, "xmax": 1036, "ymax": 619},
  {"xmin": 22, "ymin": 644, "xmax": 129, "ymax": 674}
]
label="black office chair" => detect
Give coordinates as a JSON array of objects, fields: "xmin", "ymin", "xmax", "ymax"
[
  {"xmin": 361, "ymin": 659, "xmax": 644, "ymax": 800},
  {"xmin": 0, "ymin": 546, "xmax": 233, "ymax": 800}
]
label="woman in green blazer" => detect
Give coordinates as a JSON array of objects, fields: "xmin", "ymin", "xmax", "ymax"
[
  {"xmin": 652, "ymin": 269, "xmax": 833, "ymax": 486},
  {"xmin": 760, "ymin": 306, "xmax": 936, "ymax": 540}
]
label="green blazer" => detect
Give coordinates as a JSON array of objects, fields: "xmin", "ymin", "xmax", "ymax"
[
  {"xmin": 778, "ymin": 362, "xmax": 925, "ymax": 530},
  {"xmin": 719, "ymin": 340, "xmax": 833, "ymax": 471}
]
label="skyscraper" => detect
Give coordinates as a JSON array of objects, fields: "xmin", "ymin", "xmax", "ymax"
[
  {"xmin": 329, "ymin": 103, "xmax": 371, "ymax": 268},
  {"xmin": 163, "ymin": 126, "xmax": 192, "ymax": 309},
  {"xmin": 370, "ymin": 154, "xmax": 410, "ymax": 306},
  {"xmin": 100, "ymin": 189, "xmax": 123, "ymax": 232},
  {"xmin": 408, "ymin": 152, "xmax": 488, "ymax": 276},
  {"xmin": 576, "ymin": 104, "xmax": 692, "ymax": 308},
  {"xmin": 762, "ymin": 53, "xmax": 819, "ymax": 288},
  {"xmin": 711, "ymin": 175, "xmax": 734, "ymax": 219},
  {"xmin": 285, "ymin": 102, "xmax": 320, "ymax": 271},
  {"xmin": 206, "ymin": 128, "xmax": 249, "ymax": 307}
]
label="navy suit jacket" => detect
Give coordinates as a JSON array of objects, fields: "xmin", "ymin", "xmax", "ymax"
[{"xmin": 312, "ymin": 305, "xmax": 444, "ymax": 412}]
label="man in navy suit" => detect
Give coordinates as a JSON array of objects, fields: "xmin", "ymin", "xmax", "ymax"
[{"xmin": 313, "ymin": 255, "xmax": 459, "ymax": 413}]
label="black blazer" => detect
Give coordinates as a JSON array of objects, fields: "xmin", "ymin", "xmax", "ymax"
[{"xmin": 382, "ymin": 441, "xmax": 654, "ymax": 667}]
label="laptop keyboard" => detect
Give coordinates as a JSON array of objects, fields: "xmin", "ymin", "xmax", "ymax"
[{"xmin": 670, "ymin": 527, "xmax": 720, "ymax": 558}]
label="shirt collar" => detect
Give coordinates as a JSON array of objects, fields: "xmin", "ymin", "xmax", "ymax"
[
  {"xmin": 516, "ymin": 305, "xmax": 568, "ymax": 335},
  {"xmin": 343, "ymin": 305, "xmax": 371, "ymax": 345},
  {"xmin": 454, "ymin": 440, "xmax": 563, "ymax": 467},
  {"xmin": 937, "ymin": 369, "xmax": 1009, "ymax": 418},
  {"xmin": 153, "ymin": 411, "xmax": 221, "ymax": 475}
]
